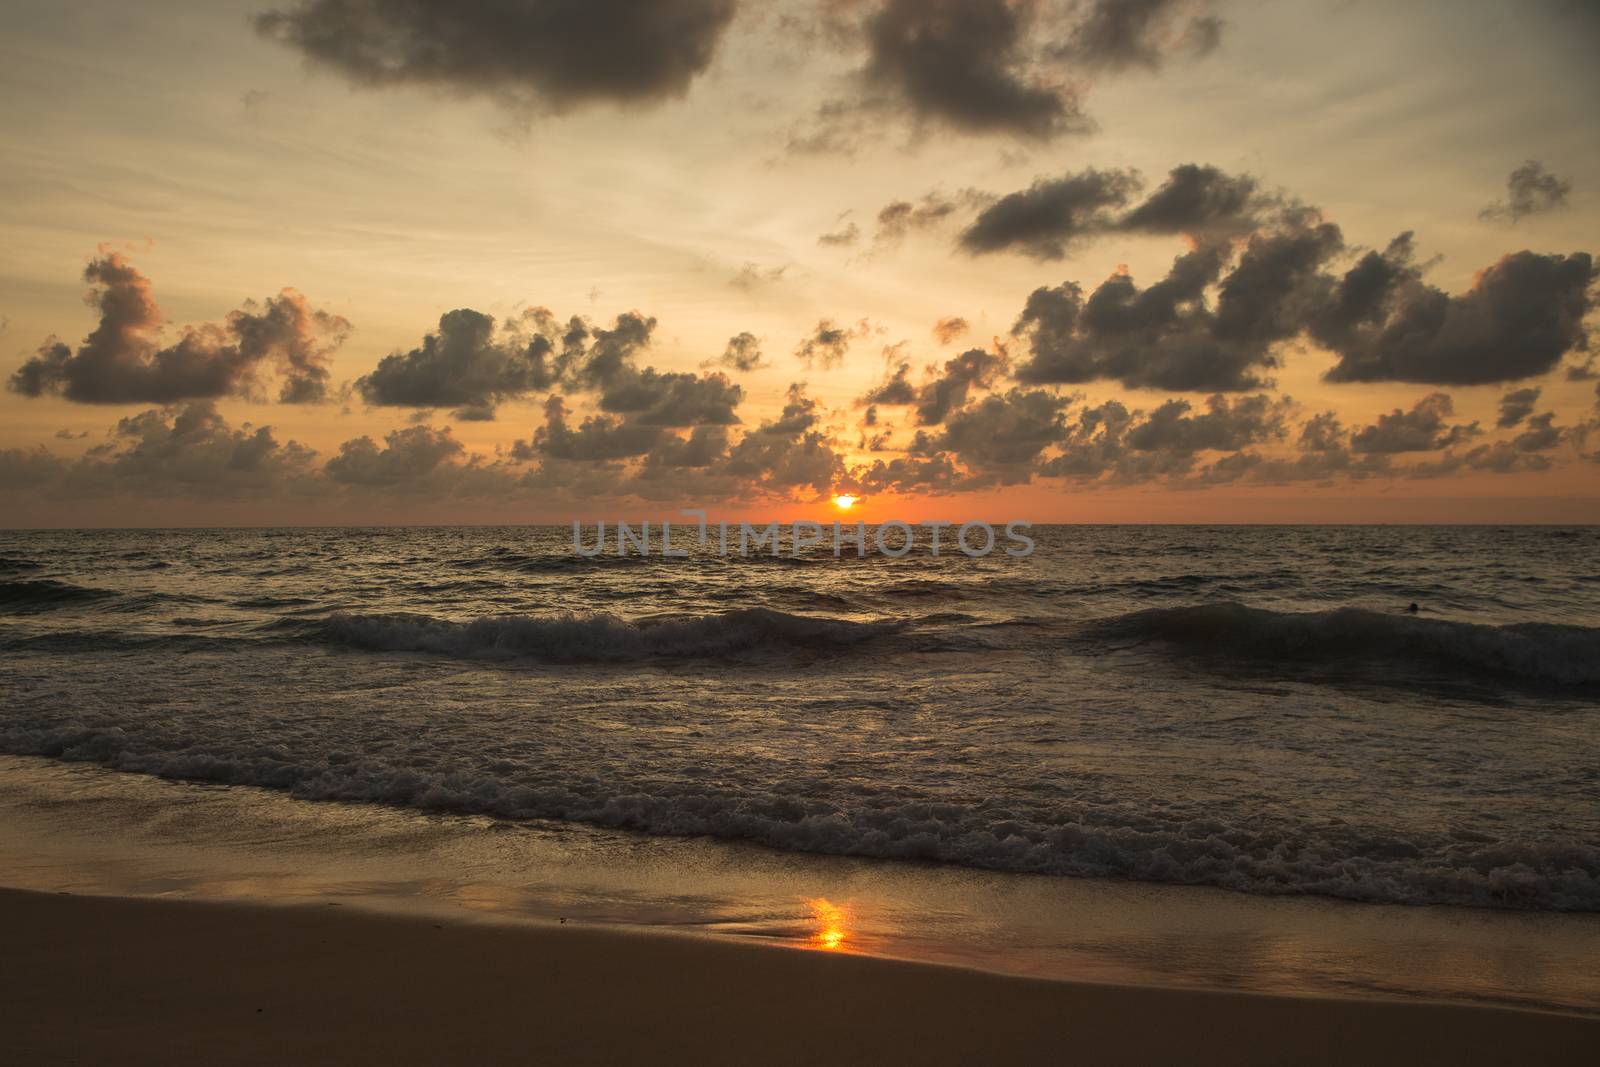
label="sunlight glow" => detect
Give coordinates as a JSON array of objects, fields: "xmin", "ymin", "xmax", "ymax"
[
  {"xmin": 832, "ymin": 495, "xmax": 858, "ymax": 511},
  {"xmin": 807, "ymin": 897, "xmax": 851, "ymax": 951}
]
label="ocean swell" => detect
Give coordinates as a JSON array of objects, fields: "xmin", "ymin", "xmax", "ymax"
[
  {"xmin": 1098, "ymin": 602, "xmax": 1600, "ymax": 686},
  {"xmin": 317, "ymin": 607, "xmax": 905, "ymax": 662},
  {"xmin": 0, "ymin": 578, "xmax": 119, "ymax": 612}
]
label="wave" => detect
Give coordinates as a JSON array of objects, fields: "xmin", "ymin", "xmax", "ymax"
[
  {"xmin": 315, "ymin": 607, "xmax": 905, "ymax": 662},
  {"xmin": 0, "ymin": 578, "xmax": 119, "ymax": 612},
  {"xmin": 1096, "ymin": 602, "xmax": 1600, "ymax": 686},
  {"xmin": 2, "ymin": 720, "xmax": 1595, "ymax": 911}
]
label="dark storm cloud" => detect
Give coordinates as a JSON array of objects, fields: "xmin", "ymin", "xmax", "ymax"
[
  {"xmin": 255, "ymin": 0, "xmax": 740, "ymax": 112},
  {"xmin": 9, "ymin": 254, "xmax": 347, "ymax": 405},
  {"xmin": 932, "ymin": 316, "xmax": 969, "ymax": 344},
  {"xmin": 1480, "ymin": 160, "xmax": 1573, "ymax": 223},
  {"xmin": 1013, "ymin": 221, "xmax": 1342, "ymax": 391},
  {"xmin": 1496, "ymin": 387, "xmax": 1542, "ymax": 428},
  {"xmin": 1117, "ymin": 163, "xmax": 1262, "ymax": 235},
  {"xmin": 860, "ymin": 0, "xmax": 1086, "ymax": 139},
  {"xmin": 709, "ymin": 331, "xmax": 767, "ymax": 372},
  {"xmin": 1315, "ymin": 239, "xmax": 1595, "ymax": 385},
  {"xmin": 1057, "ymin": 0, "xmax": 1223, "ymax": 72},
  {"xmin": 959, "ymin": 168, "xmax": 1141, "ymax": 259},
  {"xmin": 1349, "ymin": 394, "xmax": 1480, "ymax": 454}
]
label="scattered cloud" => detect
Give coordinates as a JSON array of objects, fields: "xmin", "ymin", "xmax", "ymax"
[
  {"xmin": 255, "ymin": 0, "xmax": 740, "ymax": 114},
  {"xmin": 9, "ymin": 253, "xmax": 347, "ymax": 405},
  {"xmin": 1480, "ymin": 160, "xmax": 1572, "ymax": 223}
]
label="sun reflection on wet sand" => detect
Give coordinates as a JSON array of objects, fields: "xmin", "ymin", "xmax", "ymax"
[{"xmin": 807, "ymin": 897, "xmax": 851, "ymax": 951}]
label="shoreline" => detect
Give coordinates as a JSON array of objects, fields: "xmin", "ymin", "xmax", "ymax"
[
  {"xmin": 6, "ymin": 886, "xmax": 1598, "ymax": 1066},
  {"xmin": 4, "ymin": 753, "xmax": 1600, "ymax": 1017}
]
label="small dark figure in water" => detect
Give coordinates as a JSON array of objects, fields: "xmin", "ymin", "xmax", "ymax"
[{"xmin": 1406, "ymin": 602, "xmax": 1419, "ymax": 614}]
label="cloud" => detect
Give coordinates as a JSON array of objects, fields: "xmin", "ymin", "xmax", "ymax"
[
  {"xmin": 1480, "ymin": 160, "xmax": 1572, "ymax": 223},
  {"xmin": 9, "ymin": 253, "xmax": 346, "ymax": 405},
  {"xmin": 709, "ymin": 331, "xmax": 766, "ymax": 372},
  {"xmin": 597, "ymin": 367, "xmax": 743, "ymax": 426},
  {"xmin": 729, "ymin": 263, "xmax": 788, "ymax": 292},
  {"xmin": 1496, "ymin": 387, "xmax": 1541, "ymax": 428},
  {"xmin": 859, "ymin": 0, "xmax": 1088, "ymax": 139},
  {"xmin": 932, "ymin": 316, "xmax": 969, "ymax": 344},
  {"xmin": 874, "ymin": 193, "xmax": 973, "ymax": 246},
  {"xmin": 1056, "ymin": 0, "xmax": 1223, "ymax": 73},
  {"xmin": 1315, "ymin": 238, "xmax": 1595, "ymax": 384},
  {"xmin": 794, "ymin": 318, "xmax": 869, "ymax": 369},
  {"xmin": 356, "ymin": 306, "xmax": 656, "ymax": 416},
  {"xmin": 1117, "ymin": 163, "xmax": 1262, "ymax": 235},
  {"xmin": 1349, "ymin": 393, "xmax": 1479, "ymax": 454},
  {"xmin": 1013, "ymin": 220, "xmax": 1342, "ymax": 391},
  {"xmin": 817, "ymin": 221, "xmax": 861, "ymax": 248},
  {"xmin": 914, "ymin": 347, "xmax": 1008, "ymax": 424},
  {"xmin": 525, "ymin": 395, "xmax": 665, "ymax": 461},
  {"xmin": 718, "ymin": 384, "xmax": 845, "ymax": 497},
  {"xmin": 254, "ymin": 0, "xmax": 739, "ymax": 113},
  {"xmin": 863, "ymin": 361, "xmax": 917, "ymax": 406},
  {"xmin": 1124, "ymin": 393, "xmax": 1290, "ymax": 452},
  {"xmin": 959, "ymin": 168, "xmax": 1141, "ymax": 259},
  {"xmin": 923, "ymin": 387, "xmax": 1071, "ymax": 482},
  {"xmin": 322, "ymin": 422, "xmax": 515, "ymax": 494}
]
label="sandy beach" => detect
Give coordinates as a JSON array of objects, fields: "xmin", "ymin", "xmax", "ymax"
[{"xmin": 4, "ymin": 887, "xmax": 1596, "ymax": 1066}]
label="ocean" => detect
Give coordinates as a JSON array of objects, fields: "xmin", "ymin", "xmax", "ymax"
[{"xmin": 2, "ymin": 524, "xmax": 1596, "ymax": 916}]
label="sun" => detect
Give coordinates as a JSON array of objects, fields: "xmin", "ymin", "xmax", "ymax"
[{"xmin": 832, "ymin": 494, "xmax": 859, "ymax": 511}]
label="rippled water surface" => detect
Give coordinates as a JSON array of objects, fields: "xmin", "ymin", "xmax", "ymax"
[{"xmin": 2, "ymin": 525, "xmax": 1596, "ymax": 910}]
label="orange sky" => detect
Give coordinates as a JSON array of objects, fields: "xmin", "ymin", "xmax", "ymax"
[{"xmin": 0, "ymin": 0, "xmax": 1596, "ymax": 526}]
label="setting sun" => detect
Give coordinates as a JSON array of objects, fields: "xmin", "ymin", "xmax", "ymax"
[{"xmin": 832, "ymin": 495, "xmax": 858, "ymax": 511}]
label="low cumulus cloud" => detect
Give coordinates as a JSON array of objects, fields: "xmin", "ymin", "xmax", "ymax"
[
  {"xmin": 708, "ymin": 331, "xmax": 767, "ymax": 372},
  {"xmin": 1496, "ymin": 387, "xmax": 1541, "ymax": 429},
  {"xmin": 1, "ymin": 403, "xmax": 318, "ymax": 497},
  {"xmin": 959, "ymin": 168, "xmax": 1142, "ymax": 259},
  {"xmin": 1349, "ymin": 394, "xmax": 1480, "ymax": 454},
  {"xmin": 1314, "ymin": 236, "xmax": 1594, "ymax": 385},
  {"xmin": 9, "ymin": 253, "xmax": 347, "ymax": 405},
  {"xmin": 880, "ymin": 163, "xmax": 1269, "ymax": 261},
  {"xmin": 255, "ymin": 0, "xmax": 740, "ymax": 113},
  {"xmin": 1012, "ymin": 220, "xmax": 1342, "ymax": 391},
  {"xmin": 1480, "ymin": 161, "xmax": 1572, "ymax": 224}
]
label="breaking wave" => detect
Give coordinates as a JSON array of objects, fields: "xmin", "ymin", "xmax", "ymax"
[
  {"xmin": 1095, "ymin": 602, "xmax": 1600, "ymax": 686},
  {"xmin": 316, "ymin": 607, "xmax": 905, "ymax": 662},
  {"xmin": 2, "ymin": 720, "xmax": 1595, "ymax": 911}
]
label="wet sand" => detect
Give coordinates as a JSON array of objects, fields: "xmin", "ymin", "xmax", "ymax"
[{"xmin": 4, "ymin": 887, "xmax": 1596, "ymax": 1066}]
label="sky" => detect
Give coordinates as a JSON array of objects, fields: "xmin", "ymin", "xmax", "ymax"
[{"xmin": 1, "ymin": 0, "xmax": 1597, "ymax": 527}]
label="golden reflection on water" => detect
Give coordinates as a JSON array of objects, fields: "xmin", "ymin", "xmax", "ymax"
[{"xmin": 807, "ymin": 897, "xmax": 851, "ymax": 951}]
